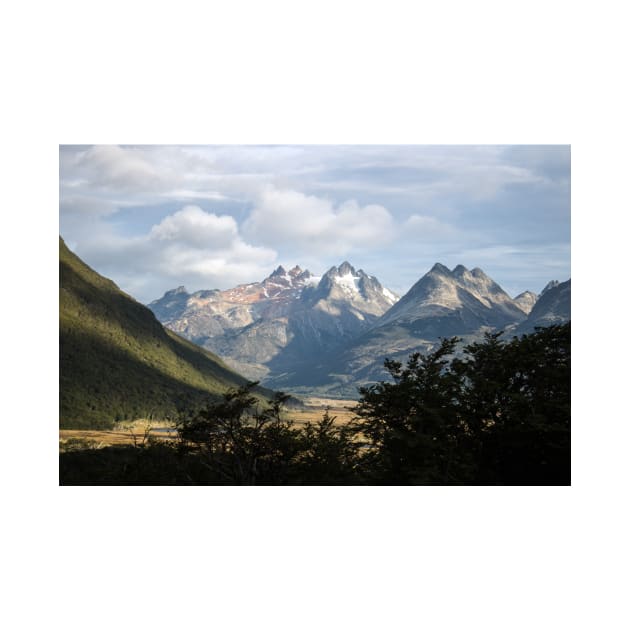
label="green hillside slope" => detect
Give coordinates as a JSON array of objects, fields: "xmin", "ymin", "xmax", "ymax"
[{"xmin": 60, "ymin": 237, "xmax": 252, "ymax": 428}]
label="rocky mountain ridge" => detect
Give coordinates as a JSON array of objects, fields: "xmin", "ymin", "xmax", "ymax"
[{"xmin": 149, "ymin": 261, "xmax": 398, "ymax": 381}]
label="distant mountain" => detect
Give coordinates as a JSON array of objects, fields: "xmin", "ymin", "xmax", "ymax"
[
  {"xmin": 514, "ymin": 279, "xmax": 571, "ymax": 335},
  {"xmin": 277, "ymin": 263, "xmax": 535, "ymax": 396},
  {"xmin": 375, "ymin": 263, "xmax": 526, "ymax": 333},
  {"xmin": 60, "ymin": 237, "xmax": 254, "ymax": 429},
  {"xmin": 303, "ymin": 261, "xmax": 396, "ymax": 316},
  {"xmin": 149, "ymin": 261, "xmax": 398, "ymax": 381},
  {"xmin": 513, "ymin": 290, "xmax": 538, "ymax": 314}
]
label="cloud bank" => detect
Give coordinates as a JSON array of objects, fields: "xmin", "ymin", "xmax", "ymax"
[{"xmin": 243, "ymin": 187, "xmax": 397, "ymax": 255}]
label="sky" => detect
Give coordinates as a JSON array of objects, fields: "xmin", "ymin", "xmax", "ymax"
[{"xmin": 59, "ymin": 145, "xmax": 570, "ymax": 303}]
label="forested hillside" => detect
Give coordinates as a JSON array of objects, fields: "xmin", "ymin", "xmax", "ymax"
[{"xmin": 59, "ymin": 237, "xmax": 253, "ymax": 428}]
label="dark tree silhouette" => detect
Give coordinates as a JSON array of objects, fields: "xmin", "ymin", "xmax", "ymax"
[
  {"xmin": 178, "ymin": 382, "xmax": 303, "ymax": 484},
  {"xmin": 350, "ymin": 323, "xmax": 570, "ymax": 485}
]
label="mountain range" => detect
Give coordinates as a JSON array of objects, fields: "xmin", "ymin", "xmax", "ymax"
[{"xmin": 149, "ymin": 261, "xmax": 571, "ymax": 397}]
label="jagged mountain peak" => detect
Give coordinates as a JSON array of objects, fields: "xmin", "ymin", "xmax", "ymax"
[
  {"xmin": 167, "ymin": 285, "xmax": 188, "ymax": 296},
  {"xmin": 338, "ymin": 261, "xmax": 356, "ymax": 276},
  {"xmin": 323, "ymin": 261, "xmax": 360, "ymax": 278},
  {"xmin": 429, "ymin": 262, "xmax": 452, "ymax": 275},
  {"xmin": 270, "ymin": 265, "xmax": 287, "ymax": 277},
  {"xmin": 305, "ymin": 263, "xmax": 397, "ymax": 313},
  {"xmin": 541, "ymin": 280, "xmax": 560, "ymax": 295},
  {"xmin": 443, "ymin": 264, "xmax": 490, "ymax": 281},
  {"xmin": 265, "ymin": 264, "xmax": 314, "ymax": 285}
]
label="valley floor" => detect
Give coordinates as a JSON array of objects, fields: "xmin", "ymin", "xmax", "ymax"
[
  {"xmin": 288, "ymin": 398, "xmax": 357, "ymax": 425},
  {"xmin": 59, "ymin": 427, "xmax": 178, "ymax": 449},
  {"xmin": 59, "ymin": 399, "xmax": 358, "ymax": 451}
]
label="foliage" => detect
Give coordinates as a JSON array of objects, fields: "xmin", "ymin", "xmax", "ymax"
[
  {"xmin": 177, "ymin": 382, "xmax": 300, "ymax": 484},
  {"xmin": 453, "ymin": 324, "xmax": 570, "ymax": 483},
  {"xmin": 298, "ymin": 409, "xmax": 359, "ymax": 483},
  {"xmin": 176, "ymin": 382, "xmax": 360, "ymax": 484},
  {"xmin": 350, "ymin": 323, "xmax": 570, "ymax": 484},
  {"xmin": 351, "ymin": 337, "xmax": 468, "ymax": 483}
]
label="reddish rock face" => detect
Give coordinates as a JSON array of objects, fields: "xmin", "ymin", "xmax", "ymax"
[{"xmin": 220, "ymin": 265, "xmax": 315, "ymax": 305}]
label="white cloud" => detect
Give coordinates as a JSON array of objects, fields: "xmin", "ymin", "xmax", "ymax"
[
  {"xmin": 149, "ymin": 205, "xmax": 239, "ymax": 249},
  {"xmin": 162, "ymin": 189, "xmax": 229, "ymax": 201},
  {"xmin": 243, "ymin": 186, "xmax": 397, "ymax": 255},
  {"xmin": 144, "ymin": 207, "xmax": 277, "ymax": 283}
]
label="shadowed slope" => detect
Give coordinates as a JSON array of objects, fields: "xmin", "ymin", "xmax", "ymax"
[{"xmin": 59, "ymin": 237, "xmax": 255, "ymax": 428}]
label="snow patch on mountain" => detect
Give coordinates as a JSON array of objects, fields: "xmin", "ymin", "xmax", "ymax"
[
  {"xmin": 335, "ymin": 272, "xmax": 361, "ymax": 293},
  {"xmin": 381, "ymin": 287, "xmax": 398, "ymax": 304}
]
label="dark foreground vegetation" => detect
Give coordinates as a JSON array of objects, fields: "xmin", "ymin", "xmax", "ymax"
[{"xmin": 60, "ymin": 324, "xmax": 570, "ymax": 485}]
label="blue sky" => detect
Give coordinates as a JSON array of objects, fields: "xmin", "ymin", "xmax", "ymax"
[{"xmin": 59, "ymin": 145, "xmax": 570, "ymax": 303}]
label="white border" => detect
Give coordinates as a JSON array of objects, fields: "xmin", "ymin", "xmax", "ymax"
[{"xmin": 3, "ymin": 1, "xmax": 627, "ymax": 629}]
